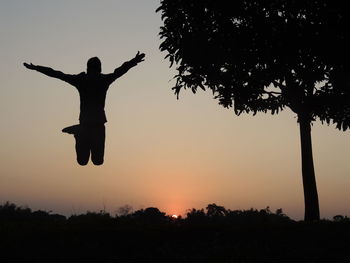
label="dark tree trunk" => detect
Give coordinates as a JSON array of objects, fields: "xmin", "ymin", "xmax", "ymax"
[{"xmin": 298, "ymin": 114, "xmax": 320, "ymax": 221}]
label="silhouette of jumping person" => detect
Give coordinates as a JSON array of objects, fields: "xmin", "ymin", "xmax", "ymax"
[{"xmin": 23, "ymin": 52, "xmax": 145, "ymax": 165}]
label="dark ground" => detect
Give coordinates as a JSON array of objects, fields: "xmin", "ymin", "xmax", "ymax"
[{"xmin": 1, "ymin": 202, "xmax": 349, "ymax": 263}]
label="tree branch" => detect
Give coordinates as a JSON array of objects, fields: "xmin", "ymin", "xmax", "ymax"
[
  {"xmin": 263, "ymin": 90, "xmax": 282, "ymax": 97},
  {"xmin": 272, "ymin": 80, "xmax": 286, "ymax": 90}
]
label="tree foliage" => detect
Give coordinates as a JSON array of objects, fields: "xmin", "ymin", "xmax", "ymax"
[{"xmin": 157, "ymin": 0, "xmax": 350, "ymax": 128}]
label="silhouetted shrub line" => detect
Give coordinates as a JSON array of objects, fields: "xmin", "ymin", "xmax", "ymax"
[{"xmin": 1, "ymin": 202, "xmax": 350, "ymax": 262}]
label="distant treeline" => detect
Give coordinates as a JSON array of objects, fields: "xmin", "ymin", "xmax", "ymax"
[
  {"xmin": 1, "ymin": 202, "xmax": 350, "ymax": 262},
  {"xmin": 1, "ymin": 201, "xmax": 348, "ymax": 224}
]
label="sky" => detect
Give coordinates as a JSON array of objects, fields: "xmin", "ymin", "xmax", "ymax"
[{"xmin": 0, "ymin": 0, "xmax": 349, "ymax": 220}]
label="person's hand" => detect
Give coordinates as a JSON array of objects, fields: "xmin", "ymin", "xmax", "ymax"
[
  {"xmin": 23, "ymin": 62, "xmax": 36, "ymax": 70},
  {"xmin": 133, "ymin": 51, "xmax": 145, "ymax": 64}
]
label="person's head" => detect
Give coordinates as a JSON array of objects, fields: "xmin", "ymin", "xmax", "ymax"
[{"xmin": 87, "ymin": 57, "xmax": 101, "ymax": 75}]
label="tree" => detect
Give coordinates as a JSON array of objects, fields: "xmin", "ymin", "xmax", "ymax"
[
  {"xmin": 206, "ymin": 203, "xmax": 227, "ymax": 217},
  {"xmin": 157, "ymin": 0, "xmax": 350, "ymax": 221},
  {"xmin": 116, "ymin": 204, "xmax": 133, "ymax": 217},
  {"xmin": 131, "ymin": 207, "xmax": 168, "ymax": 223}
]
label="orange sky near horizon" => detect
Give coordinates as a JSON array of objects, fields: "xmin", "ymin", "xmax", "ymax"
[{"xmin": 1, "ymin": 0, "xmax": 350, "ymax": 220}]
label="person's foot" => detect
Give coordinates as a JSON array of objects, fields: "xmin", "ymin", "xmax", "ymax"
[{"xmin": 62, "ymin": 124, "xmax": 81, "ymax": 134}]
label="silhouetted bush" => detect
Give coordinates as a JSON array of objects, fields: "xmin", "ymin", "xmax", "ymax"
[
  {"xmin": 1, "ymin": 201, "xmax": 350, "ymax": 262},
  {"xmin": 0, "ymin": 201, "xmax": 66, "ymax": 223},
  {"xmin": 185, "ymin": 204, "xmax": 292, "ymax": 226}
]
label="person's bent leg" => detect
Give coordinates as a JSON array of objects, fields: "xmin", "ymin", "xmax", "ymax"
[
  {"xmin": 75, "ymin": 129, "xmax": 90, "ymax": 166},
  {"xmin": 91, "ymin": 125, "xmax": 105, "ymax": 166}
]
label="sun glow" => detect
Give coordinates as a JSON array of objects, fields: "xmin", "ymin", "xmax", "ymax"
[{"xmin": 171, "ymin": 214, "xmax": 178, "ymax": 219}]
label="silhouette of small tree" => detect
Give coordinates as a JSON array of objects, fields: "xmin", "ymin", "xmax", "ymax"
[
  {"xmin": 206, "ymin": 203, "xmax": 227, "ymax": 217},
  {"xmin": 116, "ymin": 205, "xmax": 133, "ymax": 217},
  {"xmin": 186, "ymin": 208, "xmax": 207, "ymax": 223},
  {"xmin": 157, "ymin": 0, "xmax": 350, "ymax": 221},
  {"xmin": 131, "ymin": 207, "xmax": 168, "ymax": 224}
]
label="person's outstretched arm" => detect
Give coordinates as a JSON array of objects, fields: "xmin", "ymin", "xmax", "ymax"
[
  {"xmin": 23, "ymin": 63, "xmax": 78, "ymax": 86},
  {"xmin": 107, "ymin": 51, "xmax": 145, "ymax": 84}
]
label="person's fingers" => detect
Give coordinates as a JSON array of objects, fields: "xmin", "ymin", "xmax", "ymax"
[{"xmin": 24, "ymin": 63, "xmax": 35, "ymax": 69}]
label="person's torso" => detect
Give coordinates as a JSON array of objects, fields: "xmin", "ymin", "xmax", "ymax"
[{"xmin": 75, "ymin": 73, "xmax": 110, "ymax": 124}]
